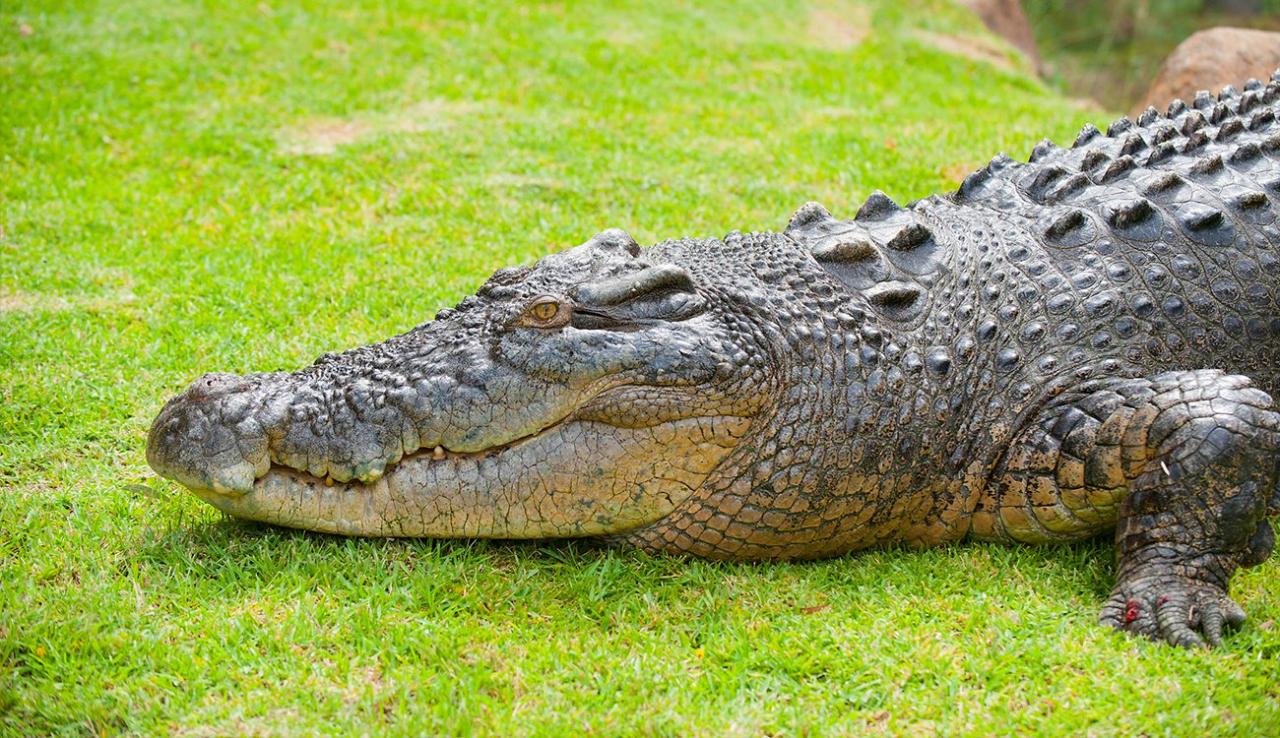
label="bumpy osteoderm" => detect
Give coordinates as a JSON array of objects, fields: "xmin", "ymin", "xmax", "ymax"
[{"xmin": 149, "ymin": 74, "xmax": 1280, "ymax": 647}]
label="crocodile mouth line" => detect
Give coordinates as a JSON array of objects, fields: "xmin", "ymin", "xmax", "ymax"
[
  {"xmin": 259, "ymin": 412, "xmax": 581, "ymax": 492},
  {"xmin": 251, "ymin": 380, "xmax": 719, "ymax": 493}
]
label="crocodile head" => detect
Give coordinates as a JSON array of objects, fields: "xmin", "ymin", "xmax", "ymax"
[{"xmin": 147, "ymin": 229, "xmax": 779, "ymax": 538}]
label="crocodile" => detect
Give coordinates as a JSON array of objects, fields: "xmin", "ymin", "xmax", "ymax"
[{"xmin": 147, "ymin": 75, "xmax": 1280, "ymax": 648}]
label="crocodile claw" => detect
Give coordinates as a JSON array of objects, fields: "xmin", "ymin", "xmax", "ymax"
[{"xmin": 1099, "ymin": 573, "xmax": 1246, "ymax": 648}]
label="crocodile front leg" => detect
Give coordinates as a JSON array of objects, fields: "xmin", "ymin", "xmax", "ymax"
[
  {"xmin": 973, "ymin": 370, "xmax": 1279, "ymax": 647},
  {"xmin": 1101, "ymin": 371, "xmax": 1279, "ymax": 647}
]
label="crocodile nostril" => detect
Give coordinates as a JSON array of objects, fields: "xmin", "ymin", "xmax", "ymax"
[
  {"xmin": 187, "ymin": 372, "xmax": 253, "ymax": 401},
  {"xmin": 145, "ymin": 371, "xmax": 280, "ymax": 497}
]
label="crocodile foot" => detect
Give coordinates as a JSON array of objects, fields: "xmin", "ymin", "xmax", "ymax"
[{"xmin": 1099, "ymin": 571, "xmax": 1246, "ymax": 648}]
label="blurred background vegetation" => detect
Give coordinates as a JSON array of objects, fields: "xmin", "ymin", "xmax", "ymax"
[{"xmin": 1027, "ymin": 0, "xmax": 1280, "ymax": 110}]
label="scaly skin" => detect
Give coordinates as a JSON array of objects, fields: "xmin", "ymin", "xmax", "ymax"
[{"xmin": 148, "ymin": 75, "xmax": 1280, "ymax": 648}]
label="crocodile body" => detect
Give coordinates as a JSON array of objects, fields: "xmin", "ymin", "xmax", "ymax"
[{"xmin": 148, "ymin": 76, "xmax": 1280, "ymax": 648}]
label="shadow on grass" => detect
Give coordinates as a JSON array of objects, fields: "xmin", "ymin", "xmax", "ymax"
[{"xmin": 136, "ymin": 511, "xmax": 1120, "ymax": 618}]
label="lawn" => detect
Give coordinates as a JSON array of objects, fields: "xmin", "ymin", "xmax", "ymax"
[{"xmin": 2, "ymin": 0, "xmax": 1279, "ymax": 735}]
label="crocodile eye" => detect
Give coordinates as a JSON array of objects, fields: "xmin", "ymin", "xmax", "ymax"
[
  {"xmin": 531, "ymin": 300, "xmax": 558, "ymax": 321},
  {"xmin": 519, "ymin": 296, "xmax": 570, "ymax": 328}
]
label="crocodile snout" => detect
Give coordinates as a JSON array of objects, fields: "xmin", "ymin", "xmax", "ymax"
[{"xmin": 146, "ymin": 372, "xmax": 275, "ymax": 496}]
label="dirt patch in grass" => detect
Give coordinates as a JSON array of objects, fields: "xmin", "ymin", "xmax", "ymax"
[
  {"xmin": 915, "ymin": 28, "xmax": 1018, "ymax": 73},
  {"xmin": 0, "ymin": 287, "xmax": 137, "ymax": 314},
  {"xmin": 280, "ymin": 118, "xmax": 371, "ymax": 155},
  {"xmin": 603, "ymin": 25, "xmax": 645, "ymax": 46},
  {"xmin": 0, "ymin": 289, "xmax": 44, "ymax": 313},
  {"xmin": 482, "ymin": 173, "xmax": 568, "ymax": 191},
  {"xmin": 278, "ymin": 98, "xmax": 485, "ymax": 155},
  {"xmin": 806, "ymin": 2, "xmax": 869, "ymax": 51}
]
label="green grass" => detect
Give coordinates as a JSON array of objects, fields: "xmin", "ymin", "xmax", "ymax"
[{"xmin": 2, "ymin": 0, "xmax": 1278, "ymax": 735}]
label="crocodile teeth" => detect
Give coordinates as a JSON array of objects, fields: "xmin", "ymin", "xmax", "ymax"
[
  {"xmin": 355, "ymin": 461, "xmax": 386, "ymax": 484},
  {"xmin": 432, "ymin": 445, "xmax": 446, "ymax": 461}
]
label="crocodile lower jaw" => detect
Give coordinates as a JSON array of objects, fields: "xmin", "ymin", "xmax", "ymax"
[{"xmin": 189, "ymin": 415, "xmax": 751, "ymax": 538}]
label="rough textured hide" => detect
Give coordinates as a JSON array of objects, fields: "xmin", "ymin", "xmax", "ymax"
[{"xmin": 149, "ymin": 74, "xmax": 1280, "ymax": 647}]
